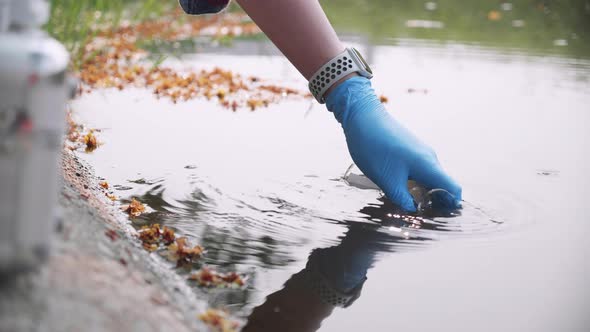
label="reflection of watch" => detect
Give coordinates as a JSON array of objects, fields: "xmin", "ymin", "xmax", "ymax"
[
  {"xmin": 308, "ymin": 47, "xmax": 373, "ymax": 104},
  {"xmin": 304, "ymin": 250, "xmax": 366, "ymax": 308}
]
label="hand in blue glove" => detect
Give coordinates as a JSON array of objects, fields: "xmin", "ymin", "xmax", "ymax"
[{"xmin": 326, "ymin": 76, "xmax": 462, "ymax": 212}]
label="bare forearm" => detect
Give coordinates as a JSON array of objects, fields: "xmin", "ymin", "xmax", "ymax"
[{"xmin": 234, "ymin": 0, "xmax": 345, "ymax": 80}]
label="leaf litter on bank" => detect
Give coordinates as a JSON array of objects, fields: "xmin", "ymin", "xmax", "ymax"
[
  {"xmin": 82, "ymin": 129, "xmax": 98, "ymax": 152},
  {"xmin": 124, "ymin": 198, "xmax": 146, "ymax": 217},
  {"xmin": 76, "ymin": 11, "xmax": 312, "ymax": 110},
  {"xmin": 137, "ymin": 223, "xmax": 204, "ymax": 267},
  {"xmin": 199, "ymin": 309, "xmax": 239, "ymax": 332},
  {"xmin": 188, "ymin": 267, "xmax": 245, "ymax": 288},
  {"xmin": 165, "ymin": 237, "xmax": 204, "ymax": 267}
]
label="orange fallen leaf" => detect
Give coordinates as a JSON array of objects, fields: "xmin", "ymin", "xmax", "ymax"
[
  {"xmin": 138, "ymin": 223, "xmax": 161, "ymax": 245},
  {"xmin": 246, "ymin": 98, "xmax": 265, "ymax": 111},
  {"xmin": 259, "ymin": 85, "xmax": 299, "ymax": 96},
  {"xmin": 188, "ymin": 267, "xmax": 245, "ymax": 288},
  {"xmin": 488, "ymin": 10, "xmax": 501, "ymax": 21},
  {"xmin": 82, "ymin": 130, "xmax": 98, "ymax": 151},
  {"xmin": 216, "ymin": 88, "xmax": 227, "ymax": 100},
  {"xmin": 199, "ymin": 309, "xmax": 239, "ymax": 332},
  {"xmin": 162, "ymin": 226, "xmax": 176, "ymax": 245},
  {"xmin": 166, "ymin": 237, "xmax": 203, "ymax": 266},
  {"xmin": 124, "ymin": 198, "xmax": 145, "ymax": 217},
  {"xmin": 143, "ymin": 243, "xmax": 158, "ymax": 252},
  {"xmin": 221, "ymin": 272, "xmax": 245, "ymax": 286}
]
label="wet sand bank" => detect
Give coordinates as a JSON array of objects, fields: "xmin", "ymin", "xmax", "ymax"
[{"xmin": 0, "ymin": 150, "xmax": 209, "ymax": 332}]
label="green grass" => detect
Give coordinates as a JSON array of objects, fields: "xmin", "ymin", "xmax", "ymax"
[{"xmin": 44, "ymin": 0, "xmax": 172, "ymax": 68}]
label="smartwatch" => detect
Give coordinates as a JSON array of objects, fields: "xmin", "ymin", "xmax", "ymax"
[{"xmin": 308, "ymin": 47, "xmax": 373, "ymax": 104}]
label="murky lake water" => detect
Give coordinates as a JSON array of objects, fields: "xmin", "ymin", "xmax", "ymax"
[{"xmin": 72, "ymin": 32, "xmax": 590, "ymax": 332}]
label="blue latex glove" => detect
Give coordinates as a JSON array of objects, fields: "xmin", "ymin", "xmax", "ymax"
[{"xmin": 326, "ymin": 76, "xmax": 462, "ymax": 211}]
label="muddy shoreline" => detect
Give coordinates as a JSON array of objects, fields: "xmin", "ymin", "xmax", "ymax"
[{"xmin": 0, "ymin": 149, "xmax": 210, "ymax": 332}]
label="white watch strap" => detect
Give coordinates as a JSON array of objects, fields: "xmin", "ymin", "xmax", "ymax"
[{"xmin": 308, "ymin": 48, "xmax": 366, "ymax": 104}]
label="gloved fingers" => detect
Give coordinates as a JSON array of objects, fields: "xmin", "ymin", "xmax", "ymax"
[
  {"xmin": 412, "ymin": 164, "xmax": 462, "ymax": 204},
  {"xmin": 382, "ymin": 182, "xmax": 417, "ymax": 212}
]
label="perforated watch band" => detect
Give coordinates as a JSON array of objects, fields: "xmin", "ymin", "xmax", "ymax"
[
  {"xmin": 308, "ymin": 48, "xmax": 373, "ymax": 104},
  {"xmin": 303, "ymin": 249, "xmax": 366, "ymax": 308}
]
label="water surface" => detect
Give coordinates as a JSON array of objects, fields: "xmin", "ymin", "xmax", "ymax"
[{"xmin": 72, "ymin": 32, "xmax": 590, "ymax": 332}]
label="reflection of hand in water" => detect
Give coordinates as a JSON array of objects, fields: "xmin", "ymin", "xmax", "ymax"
[
  {"xmin": 243, "ymin": 199, "xmax": 448, "ymax": 332},
  {"xmin": 243, "ymin": 224, "xmax": 378, "ymax": 332}
]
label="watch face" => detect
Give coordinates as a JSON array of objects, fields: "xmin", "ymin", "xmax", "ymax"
[{"xmin": 351, "ymin": 48, "xmax": 373, "ymax": 75}]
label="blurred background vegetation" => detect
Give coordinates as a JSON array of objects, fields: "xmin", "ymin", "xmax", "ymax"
[
  {"xmin": 44, "ymin": 0, "xmax": 590, "ymax": 65},
  {"xmin": 44, "ymin": 0, "xmax": 172, "ymax": 67},
  {"xmin": 323, "ymin": 0, "xmax": 590, "ymax": 58}
]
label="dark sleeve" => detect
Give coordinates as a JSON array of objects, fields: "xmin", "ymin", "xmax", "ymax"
[{"xmin": 178, "ymin": 0, "xmax": 231, "ymax": 15}]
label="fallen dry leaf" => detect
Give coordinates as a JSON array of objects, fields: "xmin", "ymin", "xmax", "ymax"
[
  {"xmin": 199, "ymin": 309, "xmax": 239, "ymax": 332},
  {"xmin": 162, "ymin": 226, "xmax": 176, "ymax": 245},
  {"xmin": 166, "ymin": 237, "xmax": 203, "ymax": 267},
  {"xmin": 143, "ymin": 243, "xmax": 158, "ymax": 252},
  {"xmin": 74, "ymin": 11, "xmax": 308, "ymax": 112},
  {"xmin": 246, "ymin": 98, "xmax": 266, "ymax": 111},
  {"xmin": 137, "ymin": 224, "xmax": 197, "ymax": 259},
  {"xmin": 124, "ymin": 198, "xmax": 145, "ymax": 217},
  {"xmin": 139, "ymin": 223, "xmax": 161, "ymax": 245},
  {"xmin": 82, "ymin": 130, "xmax": 98, "ymax": 152},
  {"xmin": 188, "ymin": 267, "xmax": 245, "ymax": 288}
]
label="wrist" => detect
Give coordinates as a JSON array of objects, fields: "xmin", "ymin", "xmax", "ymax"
[
  {"xmin": 322, "ymin": 72, "xmax": 359, "ymax": 101},
  {"xmin": 325, "ymin": 76, "xmax": 378, "ymax": 126},
  {"xmin": 325, "ymin": 75, "xmax": 375, "ymax": 110}
]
